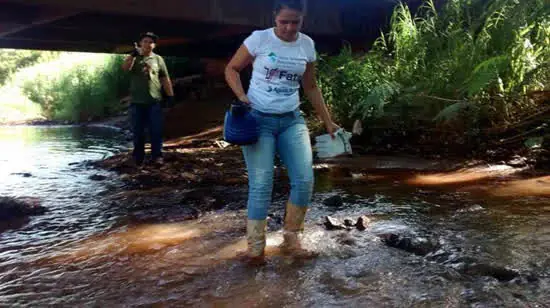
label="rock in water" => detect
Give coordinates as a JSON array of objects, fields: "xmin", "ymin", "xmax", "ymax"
[
  {"xmin": 462, "ymin": 263, "xmax": 520, "ymax": 282},
  {"xmin": 324, "ymin": 216, "xmax": 346, "ymax": 230},
  {"xmin": 344, "ymin": 218, "xmax": 356, "ymax": 227},
  {"xmin": 379, "ymin": 233, "xmax": 438, "ymax": 256},
  {"xmin": 131, "ymin": 205, "xmax": 200, "ymax": 224},
  {"xmin": 89, "ymin": 174, "xmax": 108, "ymax": 181},
  {"xmin": 356, "ymin": 216, "xmax": 370, "ymax": 231},
  {"xmin": 336, "ymin": 233, "xmax": 357, "ymax": 246},
  {"xmin": 457, "ymin": 204, "xmax": 484, "ymax": 213},
  {"xmin": 0, "ymin": 197, "xmax": 47, "ymax": 221},
  {"xmin": 342, "ymin": 195, "xmax": 360, "ymax": 204},
  {"xmin": 323, "ymin": 195, "xmax": 344, "ymax": 207},
  {"xmin": 506, "ymin": 155, "xmax": 527, "ymax": 167},
  {"xmin": 11, "ymin": 172, "xmax": 32, "ymax": 178}
]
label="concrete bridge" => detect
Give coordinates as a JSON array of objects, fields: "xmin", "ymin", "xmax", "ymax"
[{"xmin": 0, "ymin": 0, "xmax": 423, "ymax": 58}]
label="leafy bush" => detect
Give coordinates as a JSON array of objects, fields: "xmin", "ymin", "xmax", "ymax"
[
  {"xmin": 318, "ymin": 0, "xmax": 550, "ymax": 138},
  {"xmin": 0, "ymin": 49, "xmax": 60, "ymax": 86},
  {"xmin": 1, "ymin": 50, "xmax": 199, "ymax": 123},
  {"xmin": 16, "ymin": 53, "xmax": 130, "ymax": 121}
]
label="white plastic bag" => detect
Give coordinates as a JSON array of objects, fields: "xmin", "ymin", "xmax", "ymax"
[{"xmin": 314, "ymin": 128, "xmax": 353, "ymax": 158}]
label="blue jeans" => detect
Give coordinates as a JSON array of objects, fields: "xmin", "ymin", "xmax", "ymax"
[
  {"xmin": 242, "ymin": 109, "xmax": 314, "ymax": 220},
  {"xmin": 130, "ymin": 103, "xmax": 163, "ymax": 164}
]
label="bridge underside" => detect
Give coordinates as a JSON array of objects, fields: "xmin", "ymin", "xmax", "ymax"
[{"xmin": 0, "ymin": 0, "xmax": 424, "ymax": 58}]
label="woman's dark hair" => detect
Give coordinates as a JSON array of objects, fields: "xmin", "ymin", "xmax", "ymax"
[{"xmin": 274, "ymin": 0, "xmax": 306, "ymax": 15}]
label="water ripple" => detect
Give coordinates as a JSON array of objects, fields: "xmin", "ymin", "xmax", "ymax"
[{"xmin": 1, "ymin": 126, "xmax": 549, "ymax": 306}]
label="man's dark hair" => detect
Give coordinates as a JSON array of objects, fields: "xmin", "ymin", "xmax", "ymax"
[
  {"xmin": 273, "ymin": 0, "xmax": 306, "ymax": 15},
  {"xmin": 139, "ymin": 32, "xmax": 159, "ymax": 43}
]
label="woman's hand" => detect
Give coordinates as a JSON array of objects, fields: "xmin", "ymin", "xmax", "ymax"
[
  {"xmin": 325, "ymin": 121, "xmax": 340, "ymax": 139},
  {"xmin": 302, "ymin": 62, "xmax": 340, "ymax": 139},
  {"xmin": 238, "ymin": 95, "xmax": 250, "ymax": 104}
]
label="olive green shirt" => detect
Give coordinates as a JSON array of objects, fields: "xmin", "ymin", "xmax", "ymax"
[{"xmin": 130, "ymin": 53, "xmax": 169, "ymax": 104}]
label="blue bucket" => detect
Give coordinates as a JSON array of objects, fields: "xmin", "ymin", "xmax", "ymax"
[{"xmin": 223, "ymin": 101, "xmax": 259, "ymax": 145}]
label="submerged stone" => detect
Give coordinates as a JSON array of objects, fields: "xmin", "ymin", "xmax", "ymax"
[
  {"xmin": 356, "ymin": 216, "xmax": 370, "ymax": 231},
  {"xmin": 379, "ymin": 233, "xmax": 439, "ymax": 256},
  {"xmin": 0, "ymin": 196, "xmax": 47, "ymax": 221},
  {"xmin": 323, "ymin": 195, "xmax": 344, "ymax": 207},
  {"xmin": 324, "ymin": 216, "xmax": 347, "ymax": 230}
]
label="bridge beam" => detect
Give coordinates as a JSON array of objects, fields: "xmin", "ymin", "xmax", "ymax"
[
  {"xmin": 0, "ymin": 0, "xmax": 427, "ymax": 57},
  {"xmin": 0, "ymin": 8, "xmax": 79, "ymax": 38},
  {"xmin": 1, "ymin": 0, "xmax": 342, "ymax": 35}
]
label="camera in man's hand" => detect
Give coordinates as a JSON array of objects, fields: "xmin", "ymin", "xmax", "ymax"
[{"xmin": 130, "ymin": 42, "xmax": 142, "ymax": 57}]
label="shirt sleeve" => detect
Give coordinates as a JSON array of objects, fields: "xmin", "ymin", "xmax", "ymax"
[
  {"xmin": 158, "ymin": 56, "xmax": 169, "ymax": 78},
  {"xmin": 306, "ymin": 37, "xmax": 317, "ymax": 63},
  {"xmin": 243, "ymin": 30, "xmax": 262, "ymax": 57}
]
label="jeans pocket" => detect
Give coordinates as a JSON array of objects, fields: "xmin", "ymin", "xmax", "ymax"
[
  {"xmin": 293, "ymin": 109, "xmax": 306, "ymax": 125},
  {"xmin": 250, "ymin": 108, "xmax": 262, "ymax": 119},
  {"xmin": 250, "ymin": 109, "xmax": 267, "ymax": 127}
]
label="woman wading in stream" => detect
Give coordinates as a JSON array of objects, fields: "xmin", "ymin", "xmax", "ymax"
[{"xmin": 224, "ymin": 0, "xmax": 340, "ymax": 264}]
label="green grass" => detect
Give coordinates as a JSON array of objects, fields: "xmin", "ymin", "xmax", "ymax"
[{"xmin": 317, "ymin": 0, "xmax": 550, "ymax": 140}]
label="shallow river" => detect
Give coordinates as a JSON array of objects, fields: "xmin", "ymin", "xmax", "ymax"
[{"xmin": 0, "ymin": 125, "xmax": 548, "ymax": 307}]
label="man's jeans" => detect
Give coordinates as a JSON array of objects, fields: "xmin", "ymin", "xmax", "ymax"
[
  {"xmin": 129, "ymin": 103, "xmax": 163, "ymax": 164},
  {"xmin": 242, "ymin": 108, "xmax": 314, "ymax": 220}
]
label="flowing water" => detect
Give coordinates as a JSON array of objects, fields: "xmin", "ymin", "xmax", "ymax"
[{"xmin": 0, "ymin": 126, "xmax": 548, "ymax": 307}]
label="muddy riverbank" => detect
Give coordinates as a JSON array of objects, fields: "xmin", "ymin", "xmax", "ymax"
[{"xmin": 90, "ymin": 121, "xmax": 550, "ymax": 226}]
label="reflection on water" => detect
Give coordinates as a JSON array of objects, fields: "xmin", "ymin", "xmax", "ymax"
[
  {"xmin": 0, "ymin": 125, "xmax": 128, "ymax": 193},
  {"xmin": 0, "ymin": 125, "xmax": 128, "ymax": 264},
  {"xmin": 0, "ymin": 126, "xmax": 549, "ymax": 307},
  {"xmin": 406, "ymin": 165, "xmax": 521, "ymax": 186}
]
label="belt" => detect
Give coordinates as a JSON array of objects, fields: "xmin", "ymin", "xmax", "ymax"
[{"xmin": 252, "ymin": 108, "xmax": 300, "ymax": 118}]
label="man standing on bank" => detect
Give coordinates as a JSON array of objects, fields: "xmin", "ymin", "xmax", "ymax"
[
  {"xmin": 122, "ymin": 32, "xmax": 174, "ymax": 166},
  {"xmin": 225, "ymin": 0, "xmax": 340, "ymax": 264}
]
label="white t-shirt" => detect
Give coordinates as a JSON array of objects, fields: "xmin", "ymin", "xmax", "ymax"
[{"xmin": 243, "ymin": 28, "xmax": 316, "ymax": 114}]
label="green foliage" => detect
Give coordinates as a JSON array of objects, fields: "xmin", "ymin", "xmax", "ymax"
[
  {"xmin": 318, "ymin": 0, "xmax": 550, "ymax": 136},
  {"xmin": 354, "ymin": 81, "xmax": 401, "ymax": 120},
  {"xmin": 1, "ymin": 49, "xmax": 197, "ymax": 123},
  {"xmin": 466, "ymin": 56, "xmax": 508, "ymax": 97},
  {"xmin": 525, "ymin": 136, "xmax": 544, "ymax": 149},
  {"xmin": 433, "ymin": 101, "xmax": 476, "ymax": 123},
  {"xmin": 316, "ymin": 47, "xmax": 393, "ymax": 128},
  {"xmin": 10, "ymin": 52, "xmax": 130, "ymax": 121},
  {"xmin": 0, "ymin": 49, "xmax": 60, "ymax": 86}
]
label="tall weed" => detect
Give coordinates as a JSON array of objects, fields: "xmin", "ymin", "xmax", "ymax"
[
  {"xmin": 15, "ymin": 53, "xmax": 129, "ymax": 121},
  {"xmin": 319, "ymin": 0, "xmax": 550, "ymax": 138}
]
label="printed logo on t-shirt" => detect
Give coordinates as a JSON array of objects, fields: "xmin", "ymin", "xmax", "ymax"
[
  {"xmin": 264, "ymin": 67, "xmax": 280, "ymax": 80},
  {"xmin": 267, "ymin": 86, "xmax": 297, "ymax": 96},
  {"xmin": 264, "ymin": 67, "xmax": 302, "ymax": 82},
  {"xmin": 268, "ymin": 52, "xmax": 278, "ymax": 63}
]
